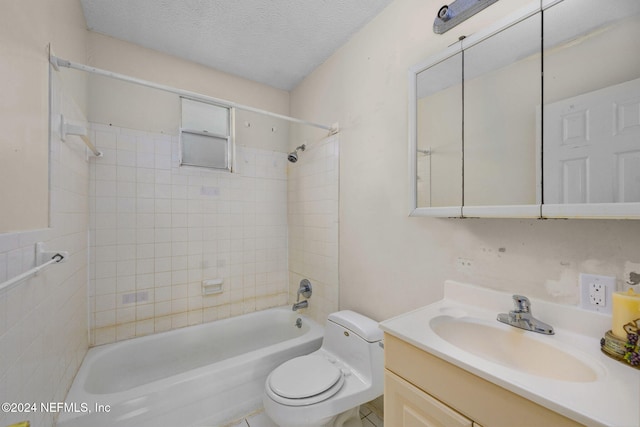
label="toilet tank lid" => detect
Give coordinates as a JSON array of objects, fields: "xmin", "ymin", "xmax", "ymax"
[{"xmin": 328, "ymin": 310, "xmax": 383, "ymax": 342}]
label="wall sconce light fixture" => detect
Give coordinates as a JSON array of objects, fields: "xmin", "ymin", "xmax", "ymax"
[{"xmin": 434, "ymin": 0, "xmax": 500, "ymax": 34}]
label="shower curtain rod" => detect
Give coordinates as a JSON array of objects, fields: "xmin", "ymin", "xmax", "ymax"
[{"xmin": 50, "ymin": 55, "xmax": 337, "ymax": 134}]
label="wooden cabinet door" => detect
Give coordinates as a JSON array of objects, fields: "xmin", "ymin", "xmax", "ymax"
[{"xmin": 385, "ymin": 370, "xmax": 473, "ymax": 427}]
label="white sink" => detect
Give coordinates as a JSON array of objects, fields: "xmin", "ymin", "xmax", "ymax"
[
  {"xmin": 430, "ymin": 315, "xmax": 600, "ymax": 382},
  {"xmin": 379, "ymin": 280, "xmax": 640, "ymax": 427}
]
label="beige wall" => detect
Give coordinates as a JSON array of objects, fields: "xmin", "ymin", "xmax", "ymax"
[
  {"xmin": 86, "ymin": 33, "xmax": 292, "ymax": 152},
  {"xmin": 0, "ymin": 0, "xmax": 86, "ymax": 232},
  {"xmin": 290, "ymin": 0, "xmax": 640, "ymax": 321},
  {"xmin": 88, "ymin": 32, "xmax": 290, "ymax": 114},
  {"xmin": 417, "ymin": 86, "xmax": 462, "ymax": 207}
]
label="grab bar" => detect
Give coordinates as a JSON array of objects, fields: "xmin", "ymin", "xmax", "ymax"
[{"xmin": 0, "ymin": 253, "xmax": 65, "ymax": 294}]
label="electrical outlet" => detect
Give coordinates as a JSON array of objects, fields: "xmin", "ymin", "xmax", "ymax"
[
  {"xmin": 589, "ymin": 282, "xmax": 606, "ymax": 306},
  {"xmin": 580, "ymin": 273, "xmax": 614, "ymax": 313}
]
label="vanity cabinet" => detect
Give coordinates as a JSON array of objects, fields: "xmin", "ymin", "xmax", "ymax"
[
  {"xmin": 385, "ymin": 371, "xmax": 476, "ymax": 427},
  {"xmin": 383, "ymin": 334, "xmax": 582, "ymax": 427}
]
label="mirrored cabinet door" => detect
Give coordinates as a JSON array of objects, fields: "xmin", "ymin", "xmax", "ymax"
[
  {"xmin": 462, "ymin": 10, "xmax": 541, "ymax": 215},
  {"xmin": 415, "ymin": 51, "xmax": 463, "ymax": 211},
  {"xmin": 542, "ymin": 0, "xmax": 640, "ymax": 218},
  {"xmin": 409, "ymin": 0, "xmax": 640, "ymax": 219}
]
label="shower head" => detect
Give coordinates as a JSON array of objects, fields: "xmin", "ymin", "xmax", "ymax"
[{"xmin": 287, "ymin": 144, "xmax": 306, "ymax": 163}]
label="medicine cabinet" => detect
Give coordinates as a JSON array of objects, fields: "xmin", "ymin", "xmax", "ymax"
[{"xmin": 409, "ymin": 0, "xmax": 640, "ymax": 219}]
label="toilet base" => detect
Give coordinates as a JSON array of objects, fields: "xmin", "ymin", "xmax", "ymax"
[
  {"xmin": 265, "ymin": 405, "xmax": 362, "ymax": 427},
  {"xmin": 329, "ymin": 406, "xmax": 362, "ymax": 427}
]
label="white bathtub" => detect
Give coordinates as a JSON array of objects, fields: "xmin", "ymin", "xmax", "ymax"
[{"xmin": 57, "ymin": 307, "xmax": 323, "ymax": 427}]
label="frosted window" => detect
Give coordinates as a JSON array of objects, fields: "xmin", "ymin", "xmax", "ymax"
[
  {"xmin": 182, "ymin": 98, "xmax": 229, "ymax": 135},
  {"xmin": 180, "ymin": 98, "xmax": 232, "ymax": 170},
  {"xmin": 181, "ymin": 133, "xmax": 228, "ymax": 169}
]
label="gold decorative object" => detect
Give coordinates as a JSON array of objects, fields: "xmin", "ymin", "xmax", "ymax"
[{"xmin": 600, "ymin": 318, "xmax": 640, "ymax": 369}]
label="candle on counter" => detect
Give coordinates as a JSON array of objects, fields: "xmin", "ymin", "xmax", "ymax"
[{"xmin": 612, "ymin": 288, "xmax": 640, "ymax": 339}]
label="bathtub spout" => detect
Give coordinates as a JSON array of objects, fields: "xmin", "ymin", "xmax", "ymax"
[{"xmin": 292, "ymin": 300, "xmax": 308, "ymax": 311}]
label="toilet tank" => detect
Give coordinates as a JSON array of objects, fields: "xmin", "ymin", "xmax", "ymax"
[{"xmin": 322, "ymin": 311, "xmax": 384, "ymax": 383}]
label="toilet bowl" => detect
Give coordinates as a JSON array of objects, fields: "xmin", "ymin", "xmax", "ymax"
[{"xmin": 263, "ymin": 310, "xmax": 384, "ymax": 427}]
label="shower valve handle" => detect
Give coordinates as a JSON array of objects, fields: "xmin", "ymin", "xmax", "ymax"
[{"xmin": 297, "ymin": 279, "xmax": 312, "ymax": 301}]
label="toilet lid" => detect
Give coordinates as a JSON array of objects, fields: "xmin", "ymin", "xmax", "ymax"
[{"xmin": 268, "ymin": 355, "xmax": 343, "ymax": 399}]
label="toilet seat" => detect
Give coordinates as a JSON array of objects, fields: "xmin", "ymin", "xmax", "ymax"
[{"xmin": 267, "ymin": 355, "xmax": 345, "ymax": 406}]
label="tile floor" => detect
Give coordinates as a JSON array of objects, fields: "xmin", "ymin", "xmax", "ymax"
[{"xmin": 228, "ymin": 404, "xmax": 383, "ymax": 427}]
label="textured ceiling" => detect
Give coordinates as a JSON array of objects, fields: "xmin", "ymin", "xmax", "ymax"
[{"xmin": 80, "ymin": 0, "xmax": 393, "ymax": 91}]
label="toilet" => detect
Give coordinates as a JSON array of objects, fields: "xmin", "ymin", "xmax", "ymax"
[{"xmin": 263, "ymin": 310, "xmax": 384, "ymax": 427}]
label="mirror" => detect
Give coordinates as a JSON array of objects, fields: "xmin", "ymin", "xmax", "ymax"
[
  {"xmin": 415, "ymin": 51, "xmax": 463, "ymax": 209},
  {"xmin": 410, "ymin": 0, "xmax": 640, "ymax": 219},
  {"xmin": 463, "ymin": 11, "xmax": 541, "ymax": 209},
  {"xmin": 542, "ymin": 0, "xmax": 640, "ymax": 215}
]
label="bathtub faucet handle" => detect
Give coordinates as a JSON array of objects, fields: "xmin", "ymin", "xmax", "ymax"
[
  {"xmin": 297, "ymin": 279, "xmax": 312, "ymax": 302},
  {"xmin": 293, "ymin": 279, "xmax": 312, "ymax": 311}
]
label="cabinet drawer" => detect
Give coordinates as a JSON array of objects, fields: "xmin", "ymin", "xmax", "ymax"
[
  {"xmin": 385, "ymin": 370, "xmax": 473, "ymax": 427},
  {"xmin": 384, "ymin": 333, "xmax": 583, "ymax": 427}
]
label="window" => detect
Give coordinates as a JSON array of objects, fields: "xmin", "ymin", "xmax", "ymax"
[{"xmin": 180, "ymin": 98, "xmax": 233, "ymax": 171}]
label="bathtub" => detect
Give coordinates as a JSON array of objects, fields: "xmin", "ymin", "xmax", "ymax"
[{"xmin": 57, "ymin": 307, "xmax": 323, "ymax": 427}]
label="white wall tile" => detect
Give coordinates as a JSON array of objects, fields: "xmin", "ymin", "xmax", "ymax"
[
  {"xmin": 117, "ymin": 150, "xmax": 137, "ymax": 167},
  {"xmin": 95, "ymin": 164, "xmax": 117, "ymax": 181},
  {"xmin": 116, "ymin": 323, "xmax": 136, "ymax": 341},
  {"xmin": 136, "ymin": 136, "xmax": 155, "ymax": 154},
  {"xmin": 137, "ymin": 168, "xmax": 155, "ymax": 183},
  {"xmin": 137, "ymin": 152, "xmax": 155, "ymax": 168},
  {"xmin": 95, "ymin": 130, "xmax": 117, "ymax": 149},
  {"xmin": 117, "ymin": 133, "xmax": 137, "ymax": 152},
  {"xmin": 89, "ymin": 125, "xmax": 290, "ymax": 344},
  {"xmin": 287, "ymin": 136, "xmax": 340, "ymax": 324}
]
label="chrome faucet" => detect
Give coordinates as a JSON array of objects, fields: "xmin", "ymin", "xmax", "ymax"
[
  {"xmin": 292, "ymin": 279, "xmax": 312, "ymax": 311},
  {"xmin": 292, "ymin": 300, "xmax": 308, "ymax": 311},
  {"xmin": 497, "ymin": 295, "xmax": 554, "ymax": 335}
]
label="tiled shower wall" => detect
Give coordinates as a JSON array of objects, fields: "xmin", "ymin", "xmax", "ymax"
[
  {"xmin": 288, "ymin": 135, "xmax": 339, "ymax": 324},
  {"xmin": 89, "ymin": 124, "xmax": 289, "ymax": 345},
  {"xmin": 0, "ymin": 73, "xmax": 89, "ymax": 427}
]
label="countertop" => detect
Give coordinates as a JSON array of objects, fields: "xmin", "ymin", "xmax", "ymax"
[{"xmin": 379, "ymin": 280, "xmax": 640, "ymax": 427}]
